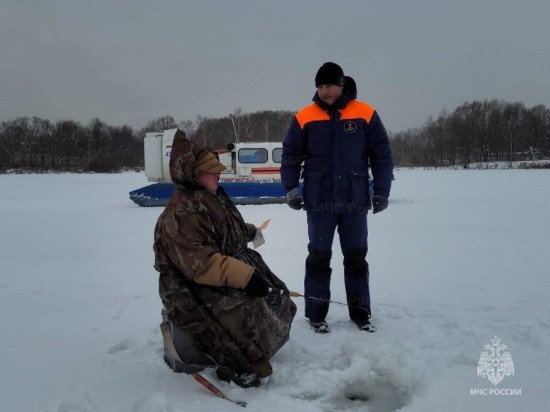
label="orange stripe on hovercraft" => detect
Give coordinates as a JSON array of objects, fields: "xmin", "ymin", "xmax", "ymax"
[{"xmin": 251, "ymin": 167, "xmax": 281, "ymax": 174}]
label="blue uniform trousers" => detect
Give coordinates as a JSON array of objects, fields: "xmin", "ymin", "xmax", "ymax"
[{"xmin": 305, "ymin": 211, "xmax": 371, "ymax": 323}]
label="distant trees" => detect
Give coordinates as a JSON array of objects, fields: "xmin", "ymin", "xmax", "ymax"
[
  {"xmin": 0, "ymin": 117, "xmax": 143, "ymax": 172},
  {"xmin": 390, "ymin": 100, "xmax": 550, "ymax": 167},
  {"xmin": 0, "ymin": 110, "xmax": 294, "ymax": 172},
  {"xmin": 192, "ymin": 109, "xmax": 295, "ymax": 149},
  {"xmin": 141, "ymin": 116, "xmax": 178, "ymax": 138},
  {"xmin": 2, "ymin": 100, "xmax": 548, "ymax": 172}
]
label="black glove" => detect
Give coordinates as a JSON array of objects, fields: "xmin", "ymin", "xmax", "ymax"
[
  {"xmin": 372, "ymin": 195, "xmax": 388, "ymax": 214},
  {"xmin": 243, "ymin": 272, "xmax": 269, "ymax": 298},
  {"xmin": 287, "ymin": 187, "xmax": 303, "ymax": 210}
]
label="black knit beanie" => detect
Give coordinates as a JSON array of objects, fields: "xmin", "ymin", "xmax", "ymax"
[{"xmin": 315, "ymin": 62, "xmax": 345, "ymax": 87}]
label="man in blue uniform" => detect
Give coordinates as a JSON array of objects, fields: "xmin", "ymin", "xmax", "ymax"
[{"xmin": 281, "ymin": 62, "xmax": 393, "ymax": 333}]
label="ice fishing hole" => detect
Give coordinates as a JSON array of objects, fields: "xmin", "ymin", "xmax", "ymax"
[{"xmin": 334, "ymin": 378, "xmax": 411, "ymax": 412}]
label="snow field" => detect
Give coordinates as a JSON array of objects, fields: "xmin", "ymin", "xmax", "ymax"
[{"xmin": 1, "ymin": 169, "xmax": 549, "ymax": 412}]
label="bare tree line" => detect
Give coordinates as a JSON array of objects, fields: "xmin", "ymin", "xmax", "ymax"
[
  {"xmin": 391, "ymin": 99, "xmax": 550, "ymax": 168},
  {"xmin": 0, "ymin": 109, "xmax": 294, "ymax": 172},
  {"xmin": 0, "ymin": 117, "xmax": 142, "ymax": 172},
  {"xmin": 181, "ymin": 108, "xmax": 295, "ymax": 149},
  {"xmin": 2, "ymin": 101, "xmax": 549, "ymax": 172}
]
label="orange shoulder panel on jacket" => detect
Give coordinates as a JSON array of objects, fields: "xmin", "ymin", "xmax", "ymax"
[
  {"xmin": 295, "ymin": 103, "xmax": 330, "ymax": 128},
  {"xmin": 340, "ymin": 100, "xmax": 376, "ymax": 123}
]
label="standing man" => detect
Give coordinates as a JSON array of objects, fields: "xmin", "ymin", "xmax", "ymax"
[{"xmin": 281, "ymin": 62, "xmax": 393, "ymax": 333}]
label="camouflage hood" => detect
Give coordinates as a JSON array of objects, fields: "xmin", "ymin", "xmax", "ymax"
[{"xmin": 169, "ymin": 129, "xmax": 212, "ymax": 187}]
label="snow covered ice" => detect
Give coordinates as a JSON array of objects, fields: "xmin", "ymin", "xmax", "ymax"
[{"xmin": 1, "ymin": 169, "xmax": 549, "ymax": 412}]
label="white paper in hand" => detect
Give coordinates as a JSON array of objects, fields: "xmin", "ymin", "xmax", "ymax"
[{"xmin": 252, "ymin": 230, "xmax": 265, "ymax": 249}]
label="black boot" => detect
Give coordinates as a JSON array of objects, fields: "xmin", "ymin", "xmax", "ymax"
[
  {"xmin": 215, "ymin": 367, "xmax": 261, "ymax": 388},
  {"xmin": 354, "ymin": 318, "xmax": 377, "ymax": 333},
  {"xmin": 308, "ymin": 319, "xmax": 331, "ymax": 334}
]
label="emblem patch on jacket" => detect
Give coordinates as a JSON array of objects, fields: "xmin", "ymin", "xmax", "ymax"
[{"xmin": 344, "ymin": 121, "xmax": 357, "ymax": 133}]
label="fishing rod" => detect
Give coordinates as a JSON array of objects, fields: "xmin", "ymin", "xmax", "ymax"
[
  {"xmin": 288, "ymin": 290, "xmax": 365, "ymax": 309},
  {"xmin": 193, "ymin": 373, "xmax": 247, "ymax": 408}
]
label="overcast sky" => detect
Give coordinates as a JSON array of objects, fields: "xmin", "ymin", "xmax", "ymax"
[{"xmin": 1, "ymin": 0, "xmax": 549, "ymax": 133}]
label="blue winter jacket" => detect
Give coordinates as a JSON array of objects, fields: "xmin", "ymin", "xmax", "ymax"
[{"xmin": 281, "ymin": 79, "xmax": 393, "ymax": 212}]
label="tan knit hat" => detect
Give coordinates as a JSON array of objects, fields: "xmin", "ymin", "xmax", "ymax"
[{"xmin": 193, "ymin": 152, "xmax": 226, "ymax": 175}]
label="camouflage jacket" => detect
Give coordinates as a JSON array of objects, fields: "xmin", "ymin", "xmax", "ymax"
[{"xmin": 153, "ymin": 130, "xmax": 296, "ymax": 378}]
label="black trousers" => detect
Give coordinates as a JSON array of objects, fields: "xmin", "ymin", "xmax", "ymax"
[{"xmin": 304, "ymin": 211, "xmax": 370, "ymax": 322}]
